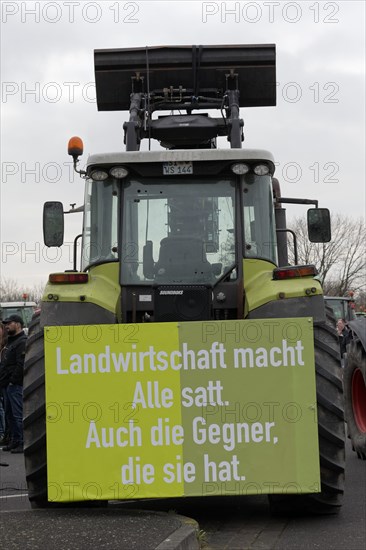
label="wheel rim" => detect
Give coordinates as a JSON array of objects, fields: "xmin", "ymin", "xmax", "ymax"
[{"xmin": 352, "ymin": 368, "xmax": 366, "ymax": 433}]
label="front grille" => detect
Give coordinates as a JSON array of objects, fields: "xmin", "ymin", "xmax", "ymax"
[{"xmin": 154, "ymin": 285, "xmax": 212, "ymax": 322}]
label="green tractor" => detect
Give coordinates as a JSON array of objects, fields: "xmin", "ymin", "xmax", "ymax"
[
  {"xmin": 324, "ymin": 295, "xmax": 357, "ymax": 324},
  {"xmin": 24, "ymin": 45, "xmax": 345, "ymax": 512},
  {"xmin": 0, "ymin": 300, "xmax": 37, "ymax": 332}
]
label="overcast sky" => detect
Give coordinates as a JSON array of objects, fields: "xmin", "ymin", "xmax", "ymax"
[{"xmin": 1, "ymin": 0, "xmax": 365, "ymax": 289}]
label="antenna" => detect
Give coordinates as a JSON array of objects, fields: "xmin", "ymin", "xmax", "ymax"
[{"xmin": 145, "ymin": 45, "xmax": 151, "ymax": 151}]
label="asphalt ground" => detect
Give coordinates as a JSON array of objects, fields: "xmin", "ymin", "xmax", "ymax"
[
  {"xmin": 0, "ymin": 450, "xmax": 199, "ymax": 550},
  {"xmin": 1, "ymin": 439, "xmax": 365, "ymax": 549}
]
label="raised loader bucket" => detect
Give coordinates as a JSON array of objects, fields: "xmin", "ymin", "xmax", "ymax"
[{"xmin": 94, "ymin": 44, "xmax": 276, "ymax": 112}]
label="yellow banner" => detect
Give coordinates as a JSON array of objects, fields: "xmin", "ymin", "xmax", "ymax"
[{"xmin": 44, "ymin": 318, "xmax": 320, "ymax": 502}]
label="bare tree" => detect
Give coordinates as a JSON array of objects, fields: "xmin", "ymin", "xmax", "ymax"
[
  {"xmin": 0, "ymin": 278, "xmax": 45, "ymax": 303},
  {"xmin": 355, "ymin": 290, "xmax": 366, "ymax": 312},
  {"xmin": 288, "ymin": 214, "xmax": 366, "ymax": 295}
]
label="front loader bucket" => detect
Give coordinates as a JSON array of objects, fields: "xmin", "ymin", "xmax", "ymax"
[{"xmin": 94, "ymin": 44, "xmax": 276, "ymax": 112}]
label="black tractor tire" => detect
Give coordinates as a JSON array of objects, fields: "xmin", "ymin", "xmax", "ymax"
[
  {"xmin": 269, "ymin": 319, "xmax": 345, "ymax": 515},
  {"xmin": 343, "ymin": 337, "xmax": 366, "ymax": 460},
  {"xmin": 23, "ymin": 316, "xmax": 109, "ymax": 508},
  {"xmin": 23, "ymin": 315, "xmax": 48, "ymax": 507}
]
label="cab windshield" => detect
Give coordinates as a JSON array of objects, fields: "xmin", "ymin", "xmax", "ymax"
[{"xmin": 121, "ymin": 177, "xmax": 236, "ymax": 285}]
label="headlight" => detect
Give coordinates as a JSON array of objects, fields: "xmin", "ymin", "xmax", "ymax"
[
  {"xmin": 90, "ymin": 169, "xmax": 108, "ymax": 181},
  {"xmin": 231, "ymin": 163, "xmax": 250, "ymax": 175},
  {"xmin": 110, "ymin": 166, "xmax": 129, "ymax": 179},
  {"xmin": 253, "ymin": 164, "xmax": 270, "ymax": 176}
]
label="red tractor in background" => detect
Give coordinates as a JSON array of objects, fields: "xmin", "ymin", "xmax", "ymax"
[{"xmin": 325, "ymin": 295, "xmax": 366, "ymax": 459}]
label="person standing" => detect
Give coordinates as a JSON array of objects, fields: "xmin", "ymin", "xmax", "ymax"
[
  {"xmin": 0, "ymin": 323, "xmax": 8, "ymax": 446},
  {"xmin": 0, "ymin": 315, "xmax": 27, "ymax": 453},
  {"xmin": 336, "ymin": 318, "xmax": 352, "ymax": 366}
]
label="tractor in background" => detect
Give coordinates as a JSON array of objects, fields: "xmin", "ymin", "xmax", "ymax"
[{"xmin": 325, "ymin": 294, "xmax": 366, "ymax": 459}]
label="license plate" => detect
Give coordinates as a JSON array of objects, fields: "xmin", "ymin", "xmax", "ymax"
[{"xmin": 163, "ymin": 161, "xmax": 193, "ymax": 175}]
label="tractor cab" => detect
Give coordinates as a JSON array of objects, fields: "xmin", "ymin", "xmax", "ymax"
[{"xmin": 82, "ymin": 148, "xmax": 278, "ymax": 322}]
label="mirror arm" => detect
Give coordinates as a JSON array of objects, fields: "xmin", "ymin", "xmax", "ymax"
[
  {"xmin": 72, "ymin": 157, "xmax": 87, "ymax": 177},
  {"xmin": 276, "ymin": 197, "xmax": 318, "ymax": 208},
  {"xmin": 276, "ymin": 228, "xmax": 298, "ymax": 265},
  {"xmin": 73, "ymin": 234, "xmax": 83, "ymax": 271}
]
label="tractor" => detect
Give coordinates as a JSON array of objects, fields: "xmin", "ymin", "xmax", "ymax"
[
  {"xmin": 325, "ymin": 295, "xmax": 366, "ymax": 460},
  {"xmin": 0, "ymin": 300, "xmax": 37, "ymax": 332},
  {"xmin": 23, "ymin": 45, "xmax": 345, "ymax": 513}
]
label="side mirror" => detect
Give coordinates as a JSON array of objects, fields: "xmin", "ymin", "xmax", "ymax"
[
  {"xmin": 307, "ymin": 208, "xmax": 331, "ymax": 243},
  {"xmin": 143, "ymin": 241, "xmax": 155, "ymax": 279},
  {"xmin": 43, "ymin": 201, "xmax": 64, "ymax": 247}
]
